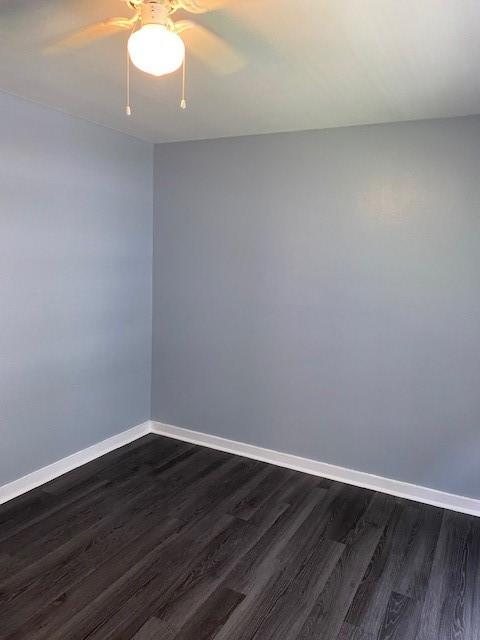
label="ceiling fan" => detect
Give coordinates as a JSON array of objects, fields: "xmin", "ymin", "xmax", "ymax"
[{"xmin": 45, "ymin": 0, "xmax": 246, "ymax": 111}]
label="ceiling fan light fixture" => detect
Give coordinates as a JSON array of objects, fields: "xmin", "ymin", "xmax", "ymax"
[{"xmin": 128, "ymin": 24, "xmax": 185, "ymax": 77}]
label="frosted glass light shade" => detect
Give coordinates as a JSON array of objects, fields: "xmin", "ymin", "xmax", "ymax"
[{"xmin": 128, "ymin": 24, "xmax": 185, "ymax": 77}]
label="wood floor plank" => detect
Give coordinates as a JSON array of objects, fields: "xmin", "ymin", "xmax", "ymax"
[
  {"xmin": 2, "ymin": 449, "xmax": 234, "ymax": 639},
  {"xmin": 393, "ymin": 502, "xmax": 443, "ymax": 601},
  {"xmin": 0, "ymin": 447, "xmax": 199, "ymax": 580},
  {"xmin": 131, "ymin": 618, "xmax": 176, "ymax": 640},
  {"xmin": 273, "ymin": 482, "xmax": 369, "ymax": 572},
  {"xmin": 0, "ymin": 448, "xmax": 205, "ymax": 633},
  {"xmin": 297, "ymin": 492, "xmax": 396, "ymax": 640},
  {"xmin": 377, "ymin": 590, "xmax": 416, "ymax": 640},
  {"xmin": 0, "ymin": 478, "xmax": 107, "ymax": 546},
  {"xmin": 345, "ymin": 501, "xmax": 419, "ymax": 635},
  {"xmin": 311, "ymin": 483, "xmax": 374, "ymax": 544},
  {"xmin": 228, "ymin": 466, "xmax": 292, "ymax": 521},
  {"xmin": 336, "ymin": 623, "xmax": 374, "ymax": 639},
  {"xmin": 0, "ymin": 436, "xmax": 179, "ymax": 545},
  {"xmin": 41, "ymin": 435, "xmax": 161, "ymax": 495},
  {"xmin": 171, "ymin": 587, "xmax": 245, "ymax": 640},
  {"xmin": 3, "ymin": 517, "xmax": 187, "ymax": 640},
  {"xmin": 215, "ymin": 482, "xmax": 355, "ymax": 640},
  {"xmin": 417, "ymin": 511, "xmax": 480, "ymax": 640},
  {"xmin": 32, "ymin": 458, "xmax": 268, "ymax": 640},
  {"xmin": 212, "ymin": 481, "xmax": 327, "ymax": 640},
  {"xmin": 218, "ymin": 533, "xmax": 343, "ymax": 640},
  {"xmin": 1, "ymin": 446, "xmax": 217, "ymax": 559},
  {"xmin": 366, "ymin": 501, "xmax": 445, "ymax": 640},
  {"xmin": 96, "ymin": 437, "xmax": 193, "ymax": 483},
  {"xmin": 169, "ymin": 457, "xmax": 269, "ymax": 524},
  {"xmin": 154, "ymin": 496, "xmax": 289, "ymax": 631},
  {"xmin": 0, "ymin": 450, "xmax": 204, "ymax": 585},
  {"xmin": 225, "ymin": 479, "xmax": 325, "ymax": 594},
  {"xmin": 81, "ymin": 472, "xmax": 287, "ymax": 639},
  {"xmin": 2, "ymin": 435, "xmax": 479, "ymax": 640}
]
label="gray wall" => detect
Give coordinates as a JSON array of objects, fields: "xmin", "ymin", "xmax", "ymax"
[
  {"xmin": 152, "ymin": 116, "xmax": 480, "ymax": 499},
  {"xmin": 0, "ymin": 91, "xmax": 153, "ymax": 486}
]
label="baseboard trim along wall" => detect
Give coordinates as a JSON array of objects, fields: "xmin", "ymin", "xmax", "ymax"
[
  {"xmin": 151, "ymin": 421, "xmax": 480, "ymax": 518},
  {"xmin": 2, "ymin": 418, "xmax": 480, "ymax": 517},
  {"xmin": 0, "ymin": 421, "xmax": 151, "ymax": 505}
]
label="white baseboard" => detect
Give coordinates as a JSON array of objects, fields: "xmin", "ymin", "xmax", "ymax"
[
  {"xmin": 0, "ymin": 421, "xmax": 151, "ymax": 505},
  {"xmin": 151, "ymin": 420, "xmax": 480, "ymax": 518},
  {"xmin": 3, "ymin": 418, "xmax": 479, "ymax": 517}
]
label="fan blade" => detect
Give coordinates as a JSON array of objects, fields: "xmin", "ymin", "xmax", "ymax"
[
  {"xmin": 44, "ymin": 16, "xmax": 136, "ymax": 54},
  {"xmin": 175, "ymin": 20, "xmax": 245, "ymax": 74},
  {"xmin": 171, "ymin": 0, "xmax": 231, "ymax": 15}
]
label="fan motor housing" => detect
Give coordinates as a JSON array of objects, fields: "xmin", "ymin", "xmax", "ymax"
[
  {"xmin": 142, "ymin": 1, "xmax": 170, "ymax": 25},
  {"xmin": 127, "ymin": 1, "xmax": 171, "ymax": 25}
]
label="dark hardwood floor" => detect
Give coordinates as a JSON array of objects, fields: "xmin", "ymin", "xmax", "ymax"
[{"xmin": 1, "ymin": 434, "xmax": 479, "ymax": 639}]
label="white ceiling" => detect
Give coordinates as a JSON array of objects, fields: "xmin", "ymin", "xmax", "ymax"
[{"xmin": 1, "ymin": 0, "xmax": 480, "ymax": 142}]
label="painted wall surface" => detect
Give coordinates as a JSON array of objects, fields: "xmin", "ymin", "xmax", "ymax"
[
  {"xmin": 0, "ymin": 91, "xmax": 153, "ymax": 485},
  {"xmin": 152, "ymin": 117, "xmax": 480, "ymax": 498}
]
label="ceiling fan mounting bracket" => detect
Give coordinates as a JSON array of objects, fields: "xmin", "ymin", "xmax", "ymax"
[
  {"xmin": 126, "ymin": 1, "xmax": 176, "ymax": 24},
  {"xmin": 126, "ymin": 1, "xmax": 173, "ymax": 11},
  {"xmin": 125, "ymin": 1, "xmax": 213, "ymax": 17}
]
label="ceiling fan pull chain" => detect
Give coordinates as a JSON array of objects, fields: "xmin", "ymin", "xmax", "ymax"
[
  {"xmin": 126, "ymin": 17, "xmax": 140, "ymax": 117},
  {"xmin": 180, "ymin": 52, "xmax": 187, "ymax": 110}
]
